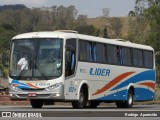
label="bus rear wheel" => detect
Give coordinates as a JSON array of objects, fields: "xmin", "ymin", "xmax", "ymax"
[
  {"xmin": 72, "ymin": 89, "xmax": 87, "ymax": 109},
  {"xmin": 30, "ymin": 99, "xmax": 43, "ymax": 108},
  {"xmin": 116, "ymin": 89, "xmax": 134, "ymax": 108}
]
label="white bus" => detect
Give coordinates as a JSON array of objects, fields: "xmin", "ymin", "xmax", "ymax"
[{"xmin": 9, "ymin": 30, "xmax": 156, "ymax": 108}]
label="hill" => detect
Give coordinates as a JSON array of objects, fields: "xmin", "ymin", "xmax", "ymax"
[
  {"xmin": 87, "ymin": 17, "xmax": 130, "ymax": 38},
  {"xmin": 0, "ymin": 4, "xmax": 27, "ymax": 11}
]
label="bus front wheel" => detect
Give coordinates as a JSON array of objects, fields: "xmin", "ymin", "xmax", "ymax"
[
  {"xmin": 30, "ymin": 99, "xmax": 43, "ymax": 108},
  {"xmin": 72, "ymin": 89, "xmax": 87, "ymax": 109}
]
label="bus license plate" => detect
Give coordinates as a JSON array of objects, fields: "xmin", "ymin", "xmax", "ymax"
[{"xmin": 28, "ymin": 93, "xmax": 37, "ymax": 97}]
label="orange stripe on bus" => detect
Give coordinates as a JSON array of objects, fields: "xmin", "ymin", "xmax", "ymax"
[
  {"xmin": 92, "ymin": 72, "xmax": 135, "ymax": 96},
  {"xmin": 27, "ymin": 83, "xmax": 39, "ymax": 89},
  {"xmin": 139, "ymin": 82, "xmax": 155, "ymax": 90}
]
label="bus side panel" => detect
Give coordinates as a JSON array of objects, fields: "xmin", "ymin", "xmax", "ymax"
[
  {"xmin": 64, "ymin": 77, "xmax": 77, "ymax": 100},
  {"xmin": 96, "ymin": 89, "xmax": 128, "ymax": 101},
  {"xmin": 134, "ymin": 88, "xmax": 155, "ymax": 101},
  {"xmin": 131, "ymin": 70, "xmax": 155, "ymax": 101},
  {"xmin": 64, "ymin": 62, "xmax": 156, "ymax": 102},
  {"xmin": 93, "ymin": 69, "xmax": 156, "ymax": 101}
]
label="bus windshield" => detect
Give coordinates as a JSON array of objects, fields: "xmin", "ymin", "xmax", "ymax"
[{"xmin": 9, "ymin": 38, "xmax": 63, "ymax": 80}]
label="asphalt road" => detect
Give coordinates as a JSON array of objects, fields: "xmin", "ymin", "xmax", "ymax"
[{"xmin": 0, "ymin": 104, "xmax": 160, "ymax": 119}]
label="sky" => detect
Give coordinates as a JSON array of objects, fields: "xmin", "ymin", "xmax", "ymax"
[{"xmin": 0, "ymin": 0, "xmax": 136, "ymax": 17}]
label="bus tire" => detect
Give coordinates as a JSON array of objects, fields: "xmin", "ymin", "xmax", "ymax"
[
  {"xmin": 87, "ymin": 101, "xmax": 99, "ymax": 108},
  {"xmin": 125, "ymin": 89, "xmax": 134, "ymax": 108},
  {"xmin": 30, "ymin": 99, "xmax": 43, "ymax": 108},
  {"xmin": 115, "ymin": 101, "xmax": 123, "ymax": 108},
  {"xmin": 72, "ymin": 89, "xmax": 87, "ymax": 109},
  {"xmin": 116, "ymin": 89, "xmax": 134, "ymax": 108}
]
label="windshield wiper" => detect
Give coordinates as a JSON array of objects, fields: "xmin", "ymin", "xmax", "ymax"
[
  {"xmin": 17, "ymin": 64, "xmax": 28, "ymax": 80},
  {"xmin": 35, "ymin": 62, "xmax": 49, "ymax": 80}
]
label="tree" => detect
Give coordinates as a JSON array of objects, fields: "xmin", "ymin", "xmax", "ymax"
[
  {"xmin": 144, "ymin": 0, "xmax": 160, "ymax": 51},
  {"xmin": 0, "ymin": 29, "xmax": 16, "ymax": 51},
  {"xmin": 74, "ymin": 15, "xmax": 87, "ymax": 33},
  {"xmin": 109, "ymin": 17, "xmax": 122, "ymax": 38},
  {"xmin": 128, "ymin": 11, "xmax": 135, "ymax": 16},
  {"xmin": 103, "ymin": 26, "xmax": 109, "ymax": 38},
  {"xmin": 102, "ymin": 8, "xmax": 110, "ymax": 18},
  {"xmin": 0, "ymin": 4, "xmax": 27, "ymax": 11},
  {"xmin": 127, "ymin": 0, "xmax": 148, "ymax": 44},
  {"xmin": 55, "ymin": 5, "xmax": 77, "ymax": 29},
  {"xmin": 134, "ymin": 0, "xmax": 160, "ymax": 51}
]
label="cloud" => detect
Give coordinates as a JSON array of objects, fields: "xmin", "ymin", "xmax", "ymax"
[{"xmin": 0, "ymin": 0, "xmax": 48, "ymax": 8}]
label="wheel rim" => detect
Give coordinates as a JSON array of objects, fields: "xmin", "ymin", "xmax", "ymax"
[
  {"xmin": 128, "ymin": 92, "xmax": 133, "ymax": 106},
  {"xmin": 79, "ymin": 93, "xmax": 84, "ymax": 106}
]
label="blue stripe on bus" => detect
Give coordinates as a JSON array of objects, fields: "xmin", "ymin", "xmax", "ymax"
[
  {"xmin": 111, "ymin": 70, "xmax": 155, "ymax": 91},
  {"xmin": 95, "ymin": 70, "xmax": 155, "ymax": 101},
  {"xmin": 11, "ymin": 79, "xmax": 31, "ymax": 88},
  {"xmin": 96, "ymin": 88, "xmax": 154, "ymax": 101},
  {"xmin": 134, "ymin": 88, "xmax": 155, "ymax": 101},
  {"xmin": 97, "ymin": 89, "xmax": 128, "ymax": 100}
]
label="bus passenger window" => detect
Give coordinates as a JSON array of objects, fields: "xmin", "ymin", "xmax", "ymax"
[
  {"xmin": 143, "ymin": 51, "xmax": 153, "ymax": 69},
  {"xmin": 96, "ymin": 43, "xmax": 106, "ymax": 63},
  {"xmin": 117, "ymin": 46, "xmax": 122, "ymax": 65},
  {"xmin": 87, "ymin": 43, "xmax": 92, "ymax": 61},
  {"xmin": 107, "ymin": 45, "xmax": 115, "ymax": 64},
  {"xmin": 79, "ymin": 40, "xmax": 92, "ymax": 62},
  {"xmin": 132, "ymin": 49, "xmax": 143, "ymax": 67},
  {"xmin": 122, "ymin": 47, "xmax": 132, "ymax": 66},
  {"xmin": 90, "ymin": 43, "xmax": 97, "ymax": 62},
  {"xmin": 65, "ymin": 39, "xmax": 76, "ymax": 77},
  {"xmin": 107, "ymin": 45, "xmax": 122, "ymax": 65},
  {"xmin": 117, "ymin": 47, "xmax": 120, "ymax": 64},
  {"xmin": 79, "ymin": 40, "xmax": 87, "ymax": 61}
]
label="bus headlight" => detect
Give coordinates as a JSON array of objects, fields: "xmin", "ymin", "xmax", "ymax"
[
  {"xmin": 10, "ymin": 84, "xmax": 21, "ymax": 91},
  {"xmin": 46, "ymin": 83, "xmax": 62, "ymax": 91}
]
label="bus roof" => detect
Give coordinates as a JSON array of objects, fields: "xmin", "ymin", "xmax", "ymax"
[{"xmin": 12, "ymin": 31, "xmax": 154, "ymax": 51}]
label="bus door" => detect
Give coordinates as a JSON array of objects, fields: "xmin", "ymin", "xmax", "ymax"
[{"xmin": 65, "ymin": 38, "xmax": 77, "ymax": 99}]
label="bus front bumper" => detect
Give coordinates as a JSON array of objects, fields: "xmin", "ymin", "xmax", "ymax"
[{"xmin": 9, "ymin": 83, "xmax": 65, "ymax": 100}]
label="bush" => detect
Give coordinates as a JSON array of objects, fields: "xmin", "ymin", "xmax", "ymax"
[{"xmin": 0, "ymin": 64, "xmax": 8, "ymax": 78}]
